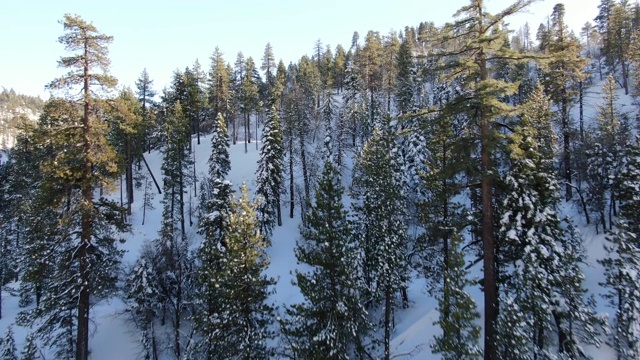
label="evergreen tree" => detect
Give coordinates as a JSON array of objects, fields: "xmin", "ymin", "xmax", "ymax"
[
  {"xmin": 381, "ymin": 32, "xmax": 400, "ymax": 114},
  {"xmin": 358, "ymin": 30, "xmax": 384, "ymax": 133},
  {"xmin": 154, "ymin": 102, "xmax": 195, "ymax": 359},
  {"xmin": 0, "ymin": 327, "xmax": 18, "ymax": 360},
  {"xmin": 255, "ymin": 106, "xmax": 284, "ymax": 238},
  {"xmin": 242, "ymin": 57, "xmax": 260, "ymax": 152},
  {"xmin": 125, "ymin": 255, "xmax": 160, "ymax": 360},
  {"xmin": 194, "ymin": 112, "xmax": 234, "ymax": 359},
  {"xmin": 194, "ymin": 184, "xmax": 276, "ymax": 359},
  {"xmin": 0, "ymin": 154, "xmax": 13, "ymax": 320},
  {"xmin": 208, "ymin": 47, "xmax": 232, "ymax": 123},
  {"xmin": 20, "ymin": 333, "xmax": 39, "ymax": 360},
  {"xmin": 333, "ymin": 44, "xmax": 347, "ymax": 93},
  {"xmin": 497, "ymin": 88, "xmax": 604, "ymax": 358},
  {"xmin": 600, "ymin": 137, "xmax": 640, "ymax": 360},
  {"xmin": 107, "ymin": 88, "xmax": 144, "ymax": 215},
  {"xmin": 283, "ymin": 160, "xmax": 369, "ymax": 360},
  {"xmin": 431, "ymin": 233, "xmax": 481, "ymax": 360},
  {"xmin": 135, "ymin": 68, "xmax": 157, "ymax": 153},
  {"xmin": 496, "ymin": 87, "xmax": 565, "ymax": 358},
  {"xmin": 434, "ymin": 2, "xmax": 538, "ymax": 358},
  {"xmin": 261, "ymin": 42, "xmax": 276, "ymax": 104},
  {"xmin": 198, "ymin": 112, "xmax": 232, "ymax": 242},
  {"xmin": 539, "ymin": 3, "xmax": 587, "ymax": 201},
  {"xmin": 351, "ymin": 122, "xmax": 409, "ymax": 359},
  {"xmin": 586, "ymin": 75, "xmax": 626, "ymax": 232},
  {"xmin": 40, "ymin": 15, "xmax": 128, "ymax": 360},
  {"xmin": 395, "ymin": 37, "xmax": 415, "ymax": 114}
]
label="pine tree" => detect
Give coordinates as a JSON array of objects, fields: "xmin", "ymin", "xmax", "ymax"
[
  {"xmin": 261, "ymin": 42, "xmax": 276, "ymax": 104},
  {"xmin": 255, "ymin": 106, "xmax": 284, "ymax": 238},
  {"xmin": 135, "ymin": 68, "xmax": 157, "ymax": 153},
  {"xmin": 0, "ymin": 327, "xmax": 18, "ymax": 360},
  {"xmin": 242, "ymin": 57, "xmax": 260, "ymax": 152},
  {"xmin": 395, "ymin": 37, "xmax": 415, "ymax": 114},
  {"xmin": 333, "ymin": 44, "xmax": 347, "ymax": 93},
  {"xmin": 20, "ymin": 333, "xmax": 39, "ymax": 360},
  {"xmin": 351, "ymin": 122, "xmax": 409, "ymax": 359},
  {"xmin": 207, "ymin": 47, "xmax": 231, "ymax": 124},
  {"xmin": 433, "ymin": 2, "xmax": 538, "ymax": 358},
  {"xmin": 431, "ymin": 232, "xmax": 481, "ymax": 360},
  {"xmin": 40, "ymin": 15, "xmax": 128, "ymax": 360},
  {"xmin": 539, "ymin": 3, "xmax": 588, "ymax": 201},
  {"xmin": 600, "ymin": 138, "xmax": 640, "ymax": 360},
  {"xmin": 358, "ymin": 30, "xmax": 384, "ymax": 133},
  {"xmin": 108, "ymin": 88, "xmax": 144, "ymax": 215},
  {"xmin": 194, "ymin": 184, "xmax": 276, "ymax": 359},
  {"xmin": 283, "ymin": 160, "xmax": 369, "ymax": 360}
]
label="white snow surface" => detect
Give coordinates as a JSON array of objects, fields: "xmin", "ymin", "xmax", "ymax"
[{"xmin": 0, "ymin": 78, "xmax": 633, "ymax": 359}]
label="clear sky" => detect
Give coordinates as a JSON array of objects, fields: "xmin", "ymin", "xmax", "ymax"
[{"xmin": 0, "ymin": 0, "xmax": 599, "ymax": 99}]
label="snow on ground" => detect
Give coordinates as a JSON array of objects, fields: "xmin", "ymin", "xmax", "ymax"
[{"xmin": 1, "ymin": 76, "xmax": 634, "ymax": 358}]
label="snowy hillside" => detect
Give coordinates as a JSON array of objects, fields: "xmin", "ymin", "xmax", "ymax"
[{"xmin": 0, "ymin": 76, "xmax": 635, "ymax": 359}]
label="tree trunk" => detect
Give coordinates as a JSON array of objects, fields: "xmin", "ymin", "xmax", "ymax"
[
  {"xmin": 299, "ymin": 133, "xmax": 310, "ymax": 202},
  {"xmin": 142, "ymin": 155, "xmax": 161, "ymax": 194},
  {"xmin": 179, "ymin": 162, "xmax": 186, "ymax": 240},
  {"xmin": 244, "ymin": 112, "xmax": 248, "ymax": 153},
  {"xmin": 77, "ymin": 40, "xmax": 92, "ymax": 360},
  {"xmin": 579, "ymin": 81, "xmax": 584, "ymax": 142},
  {"xmin": 562, "ymin": 96, "xmax": 572, "ymax": 201},
  {"xmin": 384, "ymin": 285, "xmax": 392, "ymax": 360},
  {"xmin": 289, "ymin": 136, "xmax": 294, "ymax": 219},
  {"xmin": 478, "ymin": 41, "xmax": 498, "ymax": 360},
  {"xmin": 621, "ymin": 56, "xmax": 629, "ymax": 95}
]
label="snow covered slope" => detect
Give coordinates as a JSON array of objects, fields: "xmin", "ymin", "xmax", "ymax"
[{"xmin": 1, "ymin": 77, "xmax": 634, "ymax": 358}]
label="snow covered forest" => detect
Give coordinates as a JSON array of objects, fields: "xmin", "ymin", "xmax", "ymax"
[{"xmin": 2, "ymin": 0, "xmax": 640, "ymax": 359}]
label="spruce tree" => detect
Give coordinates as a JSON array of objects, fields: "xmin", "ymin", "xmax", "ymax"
[
  {"xmin": 255, "ymin": 106, "xmax": 284, "ymax": 238},
  {"xmin": 283, "ymin": 160, "xmax": 369, "ymax": 360}
]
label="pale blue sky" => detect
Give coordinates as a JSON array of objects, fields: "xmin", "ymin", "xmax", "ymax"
[{"xmin": 0, "ymin": 0, "xmax": 599, "ymax": 99}]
